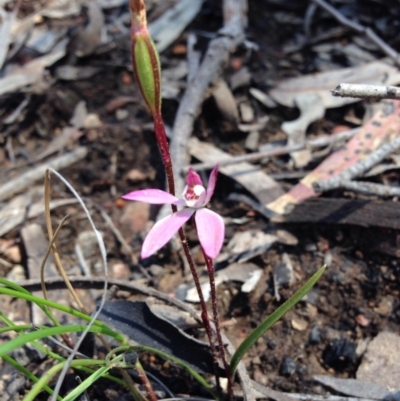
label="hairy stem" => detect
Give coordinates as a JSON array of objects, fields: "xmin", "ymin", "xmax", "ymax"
[
  {"xmin": 177, "ymin": 226, "xmax": 221, "ymax": 390},
  {"xmin": 154, "ymin": 114, "xmax": 174, "ymax": 195},
  {"xmin": 203, "ymin": 251, "xmax": 234, "ymax": 400}
]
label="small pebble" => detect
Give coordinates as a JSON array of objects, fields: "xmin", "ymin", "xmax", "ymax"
[
  {"xmin": 280, "ymin": 356, "xmax": 297, "ymax": 376},
  {"xmin": 6, "ymin": 265, "xmax": 26, "ymax": 281},
  {"xmin": 355, "ymin": 314, "xmax": 370, "ymax": 327},
  {"xmin": 291, "ymin": 316, "xmax": 308, "ymax": 331},
  {"xmin": 126, "ymin": 169, "xmax": 148, "ymax": 182},
  {"xmin": 116, "ymin": 108, "xmax": 129, "ymax": 120},
  {"xmin": 309, "ymin": 326, "xmax": 321, "ymax": 344},
  {"xmin": 323, "ymin": 338, "xmax": 356, "ymax": 368},
  {"xmin": 84, "ymin": 113, "xmax": 102, "ymax": 129},
  {"xmin": 245, "ymin": 131, "xmax": 259, "ymax": 151}
]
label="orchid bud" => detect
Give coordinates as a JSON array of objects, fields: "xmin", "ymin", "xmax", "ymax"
[{"xmin": 129, "ymin": 0, "xmax": 161, "ymax": 116}]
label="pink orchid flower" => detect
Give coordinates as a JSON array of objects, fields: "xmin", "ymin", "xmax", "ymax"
[{"xmin": 122, "ymin": 166, "xmax": 224, "ymax": 259}]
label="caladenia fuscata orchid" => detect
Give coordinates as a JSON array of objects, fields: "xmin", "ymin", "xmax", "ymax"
[
  {"xmin": 129, "ymin": 0, "xmax": 233, "ymax": 397},
  {"xmin": 123, "ymin": 164, "xmax": 233, "ymax": 391},
  {"xmin": 122, "ymin": 166, "xmax": 224, "ymax": 259}
]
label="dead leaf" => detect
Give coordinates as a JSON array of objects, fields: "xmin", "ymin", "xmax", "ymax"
[
  {"xmin": 105, "ymin": 96, "xmax": 137, "ymax": 113},
  {"xmin": 149, "ymin": 0, "xmax": 205, "ymax": 52},
  {"xmin": 282, "ymin": 93, "xmax": 325, "ymax": 168},
  {"xmin": 273, "ymin": 253, "xmax": 295, "ymax": 301},
  {"xmin": 250, "ymin": 87, "xmax": 277, "ymax": 108},
  {"xmin": 73, "ymin": 2, "xmax": 104, "ymax": 57},
  {"xmin": 0, "ymin": 7, "xmax": 15, "ymax": 69},
  {"xmin": 185, "ymin": 262, "xmax": 263, "ymax": 302},
  {"xmin": 270, "ymin": 59, "xmax": 400, "ymax": 109},
  {"xmin": 314, "ymin": 375, "xmax": 395, "ymax": 400},
  {"xmin": 267, "ymin": 100, "xmax": 400, "ymax": 214},
  {"xmin": 0, "ymin": 186, "xmax": 78, "ymax": 237},
  {"xmin": 26, "ymin": 25, "xmax": 67, "ymax": 53},
  {"xmin": 218, "ymin": 230, "xmax": 279, "ymax": 263},
  {"xmin": 212, "ymin": 79, "xmax": 239, "ymax": 129},
  {"xmin": 55, "ymin": 65, "xmax": 102, "ymax": 81},
  {"xmin": 189, "ymin": 137, "xmax": 283, "ymax": 205},
  {"xmin": 0, "ymin": 38, "xmax": 67, "ymax": 96}
]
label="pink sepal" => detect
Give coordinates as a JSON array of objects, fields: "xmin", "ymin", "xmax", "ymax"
[
  {"xmin": 122, "ymin": 189, "xmax": 181, "ymax": 205},
  {"xmin": 205, "ymin": 165, "xmax": 218, "ymax": 204},
  {"xmin": 141, "ymin": 208, "xmax": 195, "ymax": 258},
  {"xmin": 195, "ymin": 208, "xmax": 224, "ymax": 259}
]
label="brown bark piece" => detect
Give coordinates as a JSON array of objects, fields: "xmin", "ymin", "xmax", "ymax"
[{"xmin": 272, "ymin": 197, "xmax": 400, "ymax": 230}]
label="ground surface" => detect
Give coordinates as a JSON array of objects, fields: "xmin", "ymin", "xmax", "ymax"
[{"xmin": 1, "ymin": 0, "xmax": 400, "ymax": 399}]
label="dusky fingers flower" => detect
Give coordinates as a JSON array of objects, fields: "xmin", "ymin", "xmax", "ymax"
[{"xmin": 122, "ymin": 166, "xmax": 224, "ymax": 259}]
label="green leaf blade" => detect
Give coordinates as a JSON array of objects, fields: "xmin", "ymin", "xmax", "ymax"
[{"xmin": 230, "ymin": 266, "xmax": 326, "ymax": 375}]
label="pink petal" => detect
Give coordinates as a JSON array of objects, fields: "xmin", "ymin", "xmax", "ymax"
[
  {"xmin": 186, "ymin": 168, "xmax": 203, "ymax": 187},
  {"xmin": 205, "ymin": 165, "xmax": 219, "ymax": 204},
  {"xmin": 141, "ymin": 209, "xmax": 195, "ymax": 258},
  {"xmin": 195, "ymin": 208, "xmax": 224, "ymax": 259},
  {"xmin": 122, "ymin": 189, "xmax": 181, "ymax": 205}
]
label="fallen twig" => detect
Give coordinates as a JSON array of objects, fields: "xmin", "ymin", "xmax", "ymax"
[
  {"xmin": 339, "ymin": 180, "xmax": 400, "ymax": 197},
  {"xmin": 332, "ymin": 83, "xmax": 400, "ymax": 99},
  {"xmin": 310, "ymin": 0, "xmax": 400, "ymax": 66},
  {"xmin": 169, "ymin": 0, "xmax": 248, "ymax": 194},
  {"xmin": 0, "ymin": 147, "xmax": 87, "ymax": 202},
  {"xmin": 313, "ymin": 135, "xmax": 400, "ymax": 192},
  {"xmin": 189, "ymin": 128, "xmax": 358, "ymax": 172}
]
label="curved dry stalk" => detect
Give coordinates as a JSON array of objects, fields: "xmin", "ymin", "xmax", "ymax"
[
  {"xmin": 45, "ymin": 169, "xmax": 143, "ymax": 401},
  {"xmin": 39, "ymin": 215, "xmax": 69, "ymax": 302}
]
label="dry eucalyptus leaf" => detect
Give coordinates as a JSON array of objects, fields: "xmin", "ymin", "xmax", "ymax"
[
  {"xmin": 282, "ymin": 93, "xmax": 325, "ymax": 168},
  {"xmin": 212, "ymin": 79, "xmax": 239, "ymax": 128},
  {"xmin": 189, "ymin": 137, "xmax": 283, "ymax": 205},
  {"xmin": 270, "ymin": 59, "xmax": 400, "ymax": 109},
  {"xmin": 149, "ymin": 0, "xmax": 205, "ymax": 52},
  {"xmin": 314, "ymin": 375, "xmax": 395, "ymax": 399},
  {"xmin": 0, "ymin": 38, "xmax": 67, "ymax": 96},
  {"xmin": 184, "ymin": 262, "xmax": 263, "ymax": 302}
]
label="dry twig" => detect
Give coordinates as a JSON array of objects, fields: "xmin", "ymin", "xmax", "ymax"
[
  {"xmin": 169, "ymin": 0, "xmax": 248, "ymax": 194},
  {"xmin": 310, "ymin": 0, "xmax": 400, "ymax": 66},
  {"xmin": 0, "ymin": 147, "xmax": 87, "ymax": 202},
  {"xmin": 189, "ymin": 128, "xmax": 358, "ymax": 172},
  {"xmin": 332, "ymin": 83, "xmax": 400, "ymax": 100},
  {"xmin": 313, "ymin": 135, "xmax": 400, "ymax": 192},
  {"xmin": 339, "ymin": 180, "xmax": 400, "ymax": 197}
]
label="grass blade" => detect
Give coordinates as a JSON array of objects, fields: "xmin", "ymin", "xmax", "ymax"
[{"xmin": 230, "ymin": 266, "xmax": 326, "ymax": 375}]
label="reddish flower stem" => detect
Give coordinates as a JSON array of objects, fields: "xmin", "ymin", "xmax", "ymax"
[
  {"xmin": 154, "ymin": 115, "xmax": 174, "ymax": 194},
  {"xmin": 176, "ymin": 227, "xmax": 222, "ymax": 391},
  {"xmin": 203, "ymin": 251, "xmax": 234, "ymax": 400}
]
